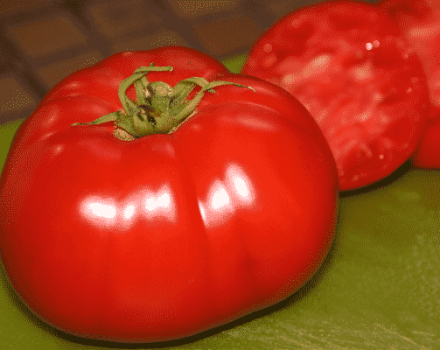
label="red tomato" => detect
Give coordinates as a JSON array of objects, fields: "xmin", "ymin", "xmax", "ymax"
[
  {"xmin": 0, "ymin": 47, "xmax": 338, "ymax": 343},
  {"xmin": 379, "ymin": 0, "xmax": 440, "ymax": 168},
  {"xmin": 242, "ymin": 0, "xmax": 430, "ymax": 191},
  {"xmin": 411, "ymin": 118, "xmax": 440, "ymax": 168}
]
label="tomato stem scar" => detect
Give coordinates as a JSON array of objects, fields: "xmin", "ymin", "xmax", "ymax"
[{"xmin": 72, "ymin": 63, "xmax": 254, "ymax": 140}]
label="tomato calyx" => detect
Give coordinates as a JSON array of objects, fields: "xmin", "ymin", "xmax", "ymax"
[{"xmin": 72, "ymin": 63, "xmax": 253, "ymax": 140}]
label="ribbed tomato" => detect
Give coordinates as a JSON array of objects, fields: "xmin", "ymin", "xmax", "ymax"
[{"xmin": 0, "ymin": 47, "xmax": 338, "ymax": 342}]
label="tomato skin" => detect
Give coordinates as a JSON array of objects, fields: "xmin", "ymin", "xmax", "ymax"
[
  {"xmin": 0, "ymin": 47, "xmax": 338, "ymax": 342},
  {"xmin": 379, "ymin": 0, "xmax": 440, "ymax": 168},
  {"xmin": 242, "ymin": 0, "xmax": 430, "ymax": 191},
  {"xmin": 412, "ymin": 119, "xmax": 440, "ymax": 168}
]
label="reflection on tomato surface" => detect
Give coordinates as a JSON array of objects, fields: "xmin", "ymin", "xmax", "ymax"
[
  {"xmin": 80, "ymin": 185, "xmax": 177, "ymax": 230},
  {"xmin": 199, "ymin": 164, "xmax": 255, "ymax": 228}
]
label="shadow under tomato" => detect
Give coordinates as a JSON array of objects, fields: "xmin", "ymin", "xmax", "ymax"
[{"xmin": 340, "ymin": 159, "xmax": 412, "ymax": 198}]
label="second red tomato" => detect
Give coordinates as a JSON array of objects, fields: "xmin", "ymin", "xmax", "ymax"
[{"xmin": 242, "ymin": 0, "xmax": 430, "ymax": 191}]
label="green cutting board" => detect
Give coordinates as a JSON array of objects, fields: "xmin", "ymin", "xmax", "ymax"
[{"xmin": 0, "ymin": 55, "xmax": 439, "ymax": 350}]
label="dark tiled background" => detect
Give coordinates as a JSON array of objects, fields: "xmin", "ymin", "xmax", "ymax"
[{"xmin": 0, "ymin": 0, "xmax": 377, "ymax": 125}]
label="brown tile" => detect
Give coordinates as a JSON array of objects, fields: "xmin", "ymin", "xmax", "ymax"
[
  {"xmin": 36, "ymin": 50, "xmax": 103, "ymax": 89},
  {"xmin": 0, "ymin": 74, "xmax": 38, "ymax": 122},
  {"xmin": 111, "ymin": 31, "xmax": 190, "ymax": 53},
  {"xmin": 0, "ymin": 0, "xmax": 60, "ymax": 17},
  {"xmin": 86, "ymin": 0, "xmax": 162, "ymax": 40},
  {"xmin": 0, "ymin": 46, "xmax": 12, "ymax": 74},
  {"xmin": 192, "ymin": 14, "xmax": 261, "ymax": 57},
  {"xmin": 266, "ymin": 0, "xmax": 377, "ymax": 20},
  {"xmin": 264, "ymin": 0, "xmax": 322, "ymax": 18},
  {"xmin": 6, "ymin": 12, "xmax": 88, "ymax": 59},
  {"xmin": 165, "ymin": 0, "xmax": 240, "ymax": 19}
]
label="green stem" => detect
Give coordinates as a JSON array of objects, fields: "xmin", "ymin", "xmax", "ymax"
[
  {"xmin": 72, "ymin": 63, "xmax": 254, "ymax": 140},
  {"xmin": 119, "ymin": 65, "xmax": 173, "ymax": 115}
]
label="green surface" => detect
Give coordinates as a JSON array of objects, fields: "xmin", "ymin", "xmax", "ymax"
[{"xmin": 0, "ymin": 56, "xmax": 439, "ymax": 349}]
